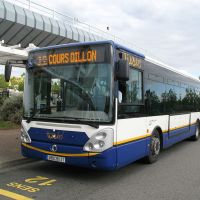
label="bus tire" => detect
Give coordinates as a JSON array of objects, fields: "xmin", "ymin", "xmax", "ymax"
[
  {"xmin": 190, "ymin": 122, "xmax": 200, "ymax": 141},
  {"xmin": 145, "ymin": 129, "xmax": 161, "ymax": 164}
]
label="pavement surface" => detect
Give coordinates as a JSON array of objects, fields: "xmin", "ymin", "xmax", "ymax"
[
  {"xmin": 0, "ymin": 129, "xmax": 24, "ymax": 167},
  {"xmin": 0, "ymin": 138, "xmax": 200, "ymax": 200}
]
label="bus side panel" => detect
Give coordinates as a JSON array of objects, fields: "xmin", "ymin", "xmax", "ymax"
[
  {"xmin": 191, "ymin": 112, "xmax": 200, "ymax": 126},
  {"xmin": 116, "ymin": 118, "xmax": 148, "ymax": 168},
  {"xmin": 116, "ymin": 137, "xmax": 150, "ymax": 168},
  {"xmin": 169, "ymin": 114, "xmax": 190, "ymax": 138},
  {"xmin": 163, "ymin": 124, "xmax": 196, "ymax": 148},
  {"xmin": 88, "ymin": 148, "xmax": 117, "ymax": 170},
  {"xmin": 163, "ymin": 112, "xmax": 200, "ymax": 148}
]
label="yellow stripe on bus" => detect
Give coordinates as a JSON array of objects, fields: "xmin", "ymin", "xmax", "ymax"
[
  {"xmin": 114, "ymin": 134, "xmax": 151, "ymax": 146},
  {"xmin": 115, "ymin": 122, "xmax": 197, "ymax": 145},
  {"xmin": 22, "ymin": 143, "xmax": 99, "ymax": 157},
  {"xmin": 23, "ymin": 122, "xmax": 198, "ymax": 151},
  {"xmin": 163, "ymin": 122, "xmax": 196, "ymax": 133},
  {"xmin": 0, "ymin": 189, "xmax": 33, "ymax": 200}
]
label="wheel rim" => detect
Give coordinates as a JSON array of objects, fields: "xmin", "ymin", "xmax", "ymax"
[{"xmin": 151, "ymin": 136, "xmax": 160, "ymax": 156}]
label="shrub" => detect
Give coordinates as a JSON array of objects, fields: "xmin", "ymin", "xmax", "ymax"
[
  {"xmin": 0, "ymin": 95, "xmax": 23, "ymax": 124},
  {"xmin": 0, "ymin": 97, "xmax": 6, "ymax": 107}
]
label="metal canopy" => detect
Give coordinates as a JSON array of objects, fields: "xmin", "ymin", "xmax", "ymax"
[
  {"xmin": 0, "ymin": 41, "xmax": 28, "ymax": 66},
  {"xmin": 0, "ymin": 0, "xmax": 144, "ymax": 67},
  {"xmin": 0, "ymin": 0, "xmax": 104, "ymax": 48}
]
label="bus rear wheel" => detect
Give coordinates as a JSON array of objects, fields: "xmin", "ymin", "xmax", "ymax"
[
  {"xmin": 145, "ymin": 130, "xmax": 161, "ymax": 164},
  {"xmin": 190, "ymin": 122, "xmax": 200, "ymax": 141}
]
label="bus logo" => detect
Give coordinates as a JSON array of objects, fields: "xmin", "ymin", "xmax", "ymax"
[
  {"xmin": 51, "ymin": 144, "xmax": 58, "ymax": 152},
  {"xmin": 47, "ymin": 133, "xmax": 63, "ymax": 140}
]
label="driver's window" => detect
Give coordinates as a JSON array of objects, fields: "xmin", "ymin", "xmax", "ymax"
[
  {"xmin": 34, "ymin": 72, "xmax": 51, "ymax": 112},
  {"xmin": 118, "ymin": 68, "xmax": 143, "ymax": 116},
  {"xmin": 119, "ymin": 68, "xmax": 142, "ymax": 104}
]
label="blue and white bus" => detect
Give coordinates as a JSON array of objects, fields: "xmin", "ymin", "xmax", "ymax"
[{"xmin": 17, "ymin": 40, "xmax": 200, "ymax": 170}]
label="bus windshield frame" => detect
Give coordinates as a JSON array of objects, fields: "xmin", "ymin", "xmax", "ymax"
[{"xmin": 23, "ymin": 43, "xmax": 115, "ymax": 125}]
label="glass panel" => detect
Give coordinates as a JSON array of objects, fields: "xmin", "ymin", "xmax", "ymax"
[
  {"xmin": 118, "ymin": 69, "xmax": 143, "ymax": 116},
  {"xmin": 119, "ymin": 69, "xmax": 142, "ymax": 104},
  {"xmin": 144, "ymin": 79, "xmax": 165, "ymax": 115},
  {"xmin": 24, "ymin": 63, "xmax": 113, "ymax": 123}
]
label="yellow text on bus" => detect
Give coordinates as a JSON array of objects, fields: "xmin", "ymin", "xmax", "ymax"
[{"xmin": 48, "ymin": 50, "xmax": 97, "ymax": 65}]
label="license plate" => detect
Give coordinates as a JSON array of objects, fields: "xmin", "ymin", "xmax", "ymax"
[{"xmin": 47, "ymin": 155, "xmax": 66, "ymax": 163}]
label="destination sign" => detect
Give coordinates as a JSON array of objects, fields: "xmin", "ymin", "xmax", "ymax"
[
  {"xmin": 124, "ymin": 53, "xmax": 142, "ymax": 69},
  {"xmin": 30, "ymin": 45, "xmax": 111, "ymax": 67},
  {"xmin": 117, "ymin": 50, "xmax": 142, "ymax": 69}
]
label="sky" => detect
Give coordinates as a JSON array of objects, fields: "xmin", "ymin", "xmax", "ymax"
[{"xmin": 0, "ymin": 0, "xmax": 200, "ymax": 77}]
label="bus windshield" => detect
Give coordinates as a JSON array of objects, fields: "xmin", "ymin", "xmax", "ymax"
[{"xmin": 24, "ymin": 44, "xmax": 113, "ymax": 123}]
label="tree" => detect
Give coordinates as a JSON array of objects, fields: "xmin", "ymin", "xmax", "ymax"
[
  {"xmin": 9, "ymin": 76, "xmax": 24, "ymax": 91},
  {"xmin": 51, "ymin": 81, "xmax": 60, "ymax": 93},
  {"xmin": 0, "ymin": 74, "xmax": 9, "ymax": 89},
  {"xmin": 0, "ymin": 73, "xmax": 24, "ymax": 91}
]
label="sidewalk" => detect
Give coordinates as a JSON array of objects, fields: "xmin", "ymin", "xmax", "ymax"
[{"xmin": 0, "ymin": 128, "xmax": 25, "ymax": 168}]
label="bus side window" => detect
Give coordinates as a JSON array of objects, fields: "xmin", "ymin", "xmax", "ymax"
[
  {"xmin": 119, "ymin": 68, "xmax": 143, "ymax": 104},
  {"xmin": 118, "ymin": 68, "xmax": 143, "ymax": 116}
]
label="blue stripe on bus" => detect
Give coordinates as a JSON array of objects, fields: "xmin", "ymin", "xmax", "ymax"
[
  {"xmin": 163, "ymin": 124, "xmax": 196, "ymax": 148},
  {"xmin": 21, "ymin": 138, "xmax": 148, "ymax": 170},
  {"xmin": 116, "ymin": 137, "xmax": 150, "ymax": 169},
  {"xmin": 21, "ymin": 144, "xmax": 90, "ymax": 168},
  {"xmin": 22, "ymin": 123, "xmax": 197, "ymax": 170},
  {"xmin": 21, "ymin": 143, "xmax": 117, "ymax": 170}
]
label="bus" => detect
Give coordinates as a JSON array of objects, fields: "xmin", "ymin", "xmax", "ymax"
[{"xmin": 12, "ymin": 40, "xmax": 200, "ymax": 170}]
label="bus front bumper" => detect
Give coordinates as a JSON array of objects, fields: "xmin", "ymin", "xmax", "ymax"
[{"xmin": 21, "ymin": 141, "xmax": 117, "ymax": 170}]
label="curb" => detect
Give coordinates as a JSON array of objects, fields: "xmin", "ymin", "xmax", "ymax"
[
  {"xmin": 0, "ymin": 158, "xmax": 37, "ymax": 170},
  {"xmin": 0, "ymin": 128, "xmax": 20, "ymax": 131}
]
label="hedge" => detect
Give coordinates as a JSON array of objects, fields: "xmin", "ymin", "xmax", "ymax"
[{"xmin": 0, "ymin": 95, "xmax": 23, "ymax": 124}]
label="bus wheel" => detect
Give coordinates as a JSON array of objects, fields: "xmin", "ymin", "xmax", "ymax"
[
  {"xmin": 145, "ymin": 130, "xmax": 161, "ymax": 164},
  {"xmin": 190, "ymin": 122, "xmax": 200, "ymax": 141}
]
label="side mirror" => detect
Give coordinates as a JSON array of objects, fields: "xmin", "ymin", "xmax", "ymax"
[
  {"xmin": 5, "ymin": 61, "xmax": 12, "ymax": 82},
  {"xmin": 115, "ymin": 60, "xmax": 129, "ymax": 81}
]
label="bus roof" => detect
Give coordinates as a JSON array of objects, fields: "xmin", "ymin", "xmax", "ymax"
[
  {"xmin": 113, "ymin": 42, "xmax": 200, "ymax": 84},
  {"xmin": 30, "ymin": 40, "xmax": 199, "ymax": 83},
  {"xmin": 30, "ymin": 40, "xmax": 145, "ymax": 59},
  {"xmin": 145, "ymin": 56, "xmax": 200, "ymax": 84},
  {"xmin": 112, "ymin": 41, "xmax": 200, "ymax": 84}
]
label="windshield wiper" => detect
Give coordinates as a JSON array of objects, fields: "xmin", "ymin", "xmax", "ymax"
[
  {"xmin": 26, "ymin": 107, "xmax": 53, "ymax": 123},
  {"xmin": 26, "ymin": 108, "xmax": 41, "ymax": 123},
  {"xmin": 53, "ymin": 116, "xmax": 99, "ymax": 129},
  {"xmin": 26, "ymin": 109, "xmax": 100, "ymax": 128},
  {"xmin": 77, "ymin": 120, "xmax": 99, "ymax": 129}
]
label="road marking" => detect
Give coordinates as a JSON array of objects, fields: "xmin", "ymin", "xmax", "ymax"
[
  {"xmin": 0, "ymin": 189, "xmax": 33, "ymax": 200},
  {"xmin": 25, "ymin": 176, "xmax": 57, "ymax": 186},
  {"xmin": 7, "ymin": 182, "xmax": 40, "ymax": 193}
]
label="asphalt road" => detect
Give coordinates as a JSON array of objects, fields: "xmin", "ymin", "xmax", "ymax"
[{"xmin": 0, "ymin": 139, "xmax": 200, "ymax": 200}]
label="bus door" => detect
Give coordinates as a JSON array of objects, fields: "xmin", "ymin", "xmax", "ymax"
[
  {"xmin": 116, "ymin": 66, "xmax": 147, "ymax": 166},
  {"xmin": 168, "ymin": 114, "xmax": 190, "ymax": 138}
]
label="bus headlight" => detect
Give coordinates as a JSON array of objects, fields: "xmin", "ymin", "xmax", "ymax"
[
  {"xmin": 21, "ymin": 127, "xmax": 31, "ymax": 143},
  {"xmin": 83, "ymin": 128, "xmax": 114, "ymax": 152}
]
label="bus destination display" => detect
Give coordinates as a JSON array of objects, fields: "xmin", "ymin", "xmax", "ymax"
[
  {"xmin": 124, "ymin": 52, "xmax": 142, "ymax": 69},
  {"xmin": 31, "ymin": 45, "xmax": 110, "ymax": 67},
  {"xmin": 116, "ymin": 49, "xmax": 142, "ymax": 69}
]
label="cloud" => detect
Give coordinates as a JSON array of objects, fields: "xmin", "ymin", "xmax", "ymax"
[
  {"xmin": 0, "ymin": 65, "xmax": 25, "ymax": 77},
  {"xmin": 4, "ymin": 0, "xmax": 200, "ymax": 78}
]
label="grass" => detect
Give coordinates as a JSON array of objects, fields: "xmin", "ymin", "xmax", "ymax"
[{"xmin": 0, "ymin": 120, "xmax": 19, "ymax": 129}]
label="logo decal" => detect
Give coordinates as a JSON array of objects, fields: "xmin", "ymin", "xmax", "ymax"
[
  {"xmin": 51, "ymin": 144, "xmax": 57, "ymax": 152},
  {"xmin": 47, "ymin": 133, "xmax": 63, "ymax": 140}
]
